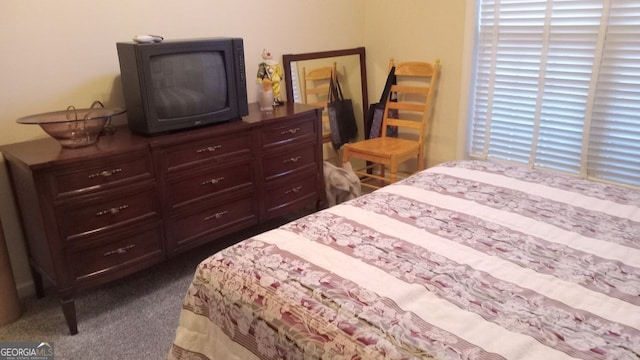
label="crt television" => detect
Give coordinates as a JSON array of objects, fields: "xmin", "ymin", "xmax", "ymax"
[{"xmin": 116, "ymin": 37, "xmax": 248, "ymax": 135}]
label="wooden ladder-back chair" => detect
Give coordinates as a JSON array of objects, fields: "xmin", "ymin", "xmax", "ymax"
[
  {"xmin": 301, "ymin": 62, "xmax": 337, "ymax": 144},
  {"xmin": 342, "ymin": 57, "xmax": 440, "ymax": 189}
]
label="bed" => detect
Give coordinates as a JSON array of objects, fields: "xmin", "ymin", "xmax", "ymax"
[{"xmin": 167, "ymin": 160, "xmax": 640, "ymax": 360}]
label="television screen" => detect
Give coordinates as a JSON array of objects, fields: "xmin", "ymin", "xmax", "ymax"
[
  {"xmin": 151, "ymin": 52, "xmax": 228, "ymax": 120},
  {"xmin": 117, "ymin": 37, "xmax": 247, "ymax": 135}
]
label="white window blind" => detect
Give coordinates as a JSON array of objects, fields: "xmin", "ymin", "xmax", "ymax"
[{"xmin": 470, "ymin": 0, "xmax": 640, "ymax": 187}]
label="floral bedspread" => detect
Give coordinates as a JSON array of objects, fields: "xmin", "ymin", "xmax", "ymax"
[{"xmin": 168, "ymin": 160, "xmax": 640, "ymax": 360}]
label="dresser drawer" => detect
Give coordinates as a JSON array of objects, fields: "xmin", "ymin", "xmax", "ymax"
[
  {"xmin": 262, "ymin": 144, "xmax": 317, "ymax": 182},
  {"xmin": 163, "ymin": 130, "xmax": 252, "ymax": 173},
  {"xmin": 170, "ymin": 195, "xmax": 257, "ymax": 249},
  {"xmin": 264, "ymin": 168, "xmax": 318, "ymax": 218},
  {"xmin": 68, "ymin": 223, "xmax": 164, "ymax": 283},
  {"xmin": 167, "ymin": 160, "xmax": 255, "ymax": 210},
  {"xmin": 49, "ymin": 150, "xmax": 154, "ymax": 199},
  {"xmin": 260, "ymin": 114, "xmax": 317, "ymax": 150},
  {"xmin": 59, "ymin": 185, "xmax": 160, "ymax": 242}
]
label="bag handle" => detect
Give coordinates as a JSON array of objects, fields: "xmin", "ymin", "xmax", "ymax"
[
  {"xmin": 328, "ymin": 72, "xmax": 346, "ymax": 102},
  {"xmin": 328, "ymin": 74, "xmax": 335, "ymax": 101},
  {"xmin": 334, "ymin": 75, "xmax": 345, "ymax": 100},
  {"xmin": 379, "ymin": 66, "xmax": 396, "ymax": 103}
]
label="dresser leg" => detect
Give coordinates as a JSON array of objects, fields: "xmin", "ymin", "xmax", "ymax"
[
  {"xmin": 30, "ymin": 266, "xmax": 45, "ymax": 299},
  {"xmin": 60, "ymin": 296, "xmax": 78, "ymax": 335}
]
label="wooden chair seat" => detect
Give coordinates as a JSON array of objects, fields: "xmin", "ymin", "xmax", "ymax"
[{"xmin": 343, "ymin": 137, "xmax": 419, "ymax": 162}]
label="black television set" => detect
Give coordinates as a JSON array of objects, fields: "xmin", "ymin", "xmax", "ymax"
[{"xmin": 116, "ymin": 37, "xmax": 248, "ymax": 135}]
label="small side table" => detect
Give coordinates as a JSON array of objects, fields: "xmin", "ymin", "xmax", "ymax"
[{"xmin": 0, "ymin": 218, "xmax": 21, "ymax": 326}]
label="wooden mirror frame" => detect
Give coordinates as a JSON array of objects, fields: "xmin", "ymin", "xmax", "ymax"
[{"xmin": 283, "ymin": 47, "xmax": 369, "ymax": 136}]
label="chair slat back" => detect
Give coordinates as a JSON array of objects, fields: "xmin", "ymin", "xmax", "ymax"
[
  {"xmin": 381, "ymin": 58, "xmax": 440, "ymax": 150},
  {"xmin": 301, "ymin": 63, "xmax": 336, "ymax": 108}
]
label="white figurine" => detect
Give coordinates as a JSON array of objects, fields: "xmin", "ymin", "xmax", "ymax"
[{"xmin": 256, "ymin": 49, "xmax": 284, "ymax": 105}]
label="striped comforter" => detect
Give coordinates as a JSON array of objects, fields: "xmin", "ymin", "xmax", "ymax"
[{"xmin": 168, "ymin": 160, "xmax": 640, "ymax": 360}]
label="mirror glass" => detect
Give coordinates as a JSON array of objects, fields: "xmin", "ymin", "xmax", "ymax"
[{"xmin": 283, "ymin": 47, "xmax": 368, "ymax": 143}]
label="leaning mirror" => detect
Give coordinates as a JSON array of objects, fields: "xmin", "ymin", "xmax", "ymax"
[{"xmin": 283, "ymin": 47, "xmax": 368, "ymax": 161}]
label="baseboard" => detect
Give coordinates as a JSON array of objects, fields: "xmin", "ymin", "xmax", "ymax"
[{"xmin": 16, "ymin": 279, "xmax": 35, "ymax": 299}]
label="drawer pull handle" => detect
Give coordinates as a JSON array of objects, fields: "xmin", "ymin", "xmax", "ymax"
[
  {"xmin": 283, "ymin": 156, "xmax": 302, "ymax": 163},
  {"xmin": 280, "ymin": 127, "xmax": 300, "ymax": 135},
  {"xmin": 103, "ymin": 244, "xmax": 136, "ymax": 257},
  {"xmin": 285, "ymin": 186, "xmax": 303, "ymax": 194},
  {"xmin": 88, "ymin": 168, "xmax": 122, "ymax": 179},
  {"xmin": 196, "ymin": 145, "xmax": 223, "ymax": 153},
  {"xmin": 204, "ymin": 210, "xmax": 228, "ymax": 221},
  {"xmin": 96, "ymin": 205, "xmax": 129, "ymax": 216},
  {"xmin": 200, "ymin": 177, "xmax": 225, "ymax": 186}
]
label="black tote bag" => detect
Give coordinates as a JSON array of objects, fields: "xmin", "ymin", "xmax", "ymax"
[
  {"xmin": 327, "ymin": 75, "xmax": 358, "ymax": 149},
  {"xmin": 367, "ymin": 66, "xmax": 398, "ymax": 139}
]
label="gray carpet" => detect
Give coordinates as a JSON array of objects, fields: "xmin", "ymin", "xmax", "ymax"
[{"xmin": 0, "ymin": 216, "xmax": 300, "ymax": 360}]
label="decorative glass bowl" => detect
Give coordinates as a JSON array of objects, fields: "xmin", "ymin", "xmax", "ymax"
[{"xmin": 17, "ymin": 103, "xmax": 126, "ymax": 148}]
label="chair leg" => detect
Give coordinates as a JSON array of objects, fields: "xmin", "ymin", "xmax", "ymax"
[
  {"xmin": 325, "ymin": 144, "xmax": 339, "ymax": 165},
  {"xmin": 329, "ymin": 144, "xmax": 342, "ymax": 166},
  {"xmin": 341, "ymin": 147, "xmax": 350, "ymax": 166},
  {"xmin": 390, "ymin": 164, "xmax": 398, "ymax": 183}
]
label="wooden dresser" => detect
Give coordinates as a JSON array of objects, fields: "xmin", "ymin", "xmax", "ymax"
[{"xmin": 0, "ymin": 103, "xmax": 324, "ymax": 334}]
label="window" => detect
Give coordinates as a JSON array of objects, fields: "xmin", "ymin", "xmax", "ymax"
[{"xmin": 469, "ymin": 0, "xmax": 640, "ymax": 187}]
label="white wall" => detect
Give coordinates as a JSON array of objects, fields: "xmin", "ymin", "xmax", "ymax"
[
  {"xmin": 363, "ymin": 0, "xmax": 468, "ymax": 167},
  {"xmin": 0, "ymin": 0, "xmax": 469, "ymax": 297}
]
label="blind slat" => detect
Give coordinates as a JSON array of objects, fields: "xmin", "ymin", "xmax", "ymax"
[{"xmin": 470, "ymin": 0, "xmax": 640, "ymax": 187}]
